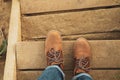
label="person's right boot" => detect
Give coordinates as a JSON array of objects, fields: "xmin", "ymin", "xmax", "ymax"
[{"xmin": 73, "ymin": 38, "xmax": 91, "ymax": 75}]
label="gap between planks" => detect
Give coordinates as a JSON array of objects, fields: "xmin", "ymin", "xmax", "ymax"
[
  {"xmin": 23, "ymin": 5, "xmax": 120, "ymax": 16},
  {"xmin": 22, "ymin": 32, "xmax": 120, "ymax": 41}
]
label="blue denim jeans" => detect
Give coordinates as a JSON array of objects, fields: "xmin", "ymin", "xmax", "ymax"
[{"xmin": 38, "ymin": 65, "xmax": 93, "ymax": 80}]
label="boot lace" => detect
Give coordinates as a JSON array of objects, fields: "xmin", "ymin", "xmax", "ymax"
[
  {"xmin": 47, "ymin": 48, "xmax": 63, "ymax": 65},
  {"xmin": 75, "ymin": 56, "xmax": 90, "ymax": 72}
]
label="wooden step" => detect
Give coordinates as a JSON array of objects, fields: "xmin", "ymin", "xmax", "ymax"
[
  {"xmin": 16, "ymin": 40, "xmax": 120, "ymax": 70},
  {"xmin": 16, "ymin": 40, "xmax": 120, "ymax": 80},
  {"xmin": 17, "ymin": 70, "xmax": 120, "ymax": 80},
  {"xmin": 22, "ymin": 8, "xmax": 120, "ymax": 40},
  {"xmin": 20, "ymin": 0, "xmax": 120, "ymax": 14}
]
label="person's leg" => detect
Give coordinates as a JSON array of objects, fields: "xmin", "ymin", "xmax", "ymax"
[
  {"xmin": 38, "ymin": 65, "xmax": 65, "ymax": 80},
  {"xmin": 72, "ymin": 73, "xmax": 93, "ymax": 80},
  {"xmin": 38, "ymin": 31, "xmax": 64, "ymax": 80},
  {"xmin": 73, "ymin": 38, "xmax": 93, "ymax": 80}
]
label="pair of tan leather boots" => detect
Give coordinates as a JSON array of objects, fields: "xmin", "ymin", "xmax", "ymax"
[{"xmin": 45, "ymin": 31, "xmax": 91, "ymax": 75}]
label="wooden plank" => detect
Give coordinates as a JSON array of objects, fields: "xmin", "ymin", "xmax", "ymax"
[
  {"xmin": 16, "ymin": 40, "xmax": 120, "ymax": 70},
  {"xmin": 22, "ymin": 8, "xmax": 120, "ymax": 40},
  {"xmin": 0, "ymin": 0, "xmax": 2, "ymax": 11},
  {"xmin": 3, "ymin": 0, "xmax": 21, "ymax": 80},
  {"xmin": 17, "ymin": 71, "xmax": 42, "ymax": 80},
  {"xmin": 0, "ymin": 57, "xmax": 5, "ymax": 80},
  {"xmin": 17, "ymin": 70, "xmax": 120, "ymax": 80},
  {"xmin": 20, "ymin": 0, "xmax": 120, "ymax": 14},
  {"xmin": 23, "ymin": 32, "xmax": 120, "ymax": 41}
]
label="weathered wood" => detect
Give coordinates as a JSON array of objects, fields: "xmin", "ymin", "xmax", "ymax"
[
  {"xmin": 0, "ymin": 0, "xmax": 2, "ymax": 11},
  {"xmin": 0, "ymin": 57, "xmax": 5, "ymax": 80},
  {"xmin": 23, "ymin": 32, "xmax": 120, "ymax": 41},
  {"xmin": 62, "ymin": 32, "xmax": 120, "ymax": 40},
  {"xmin": 16, "ymin": 40, "xmax": 120, "ymax": 70},
  {"xmin": 3, "ymin": 0, "xmax": 21, "ymax": 80},
  {"xmin": 22, "ymin": 8, "xmax": 120, "ymax": 40},
  {"xmin": 90, "ymin": 70, "xmax": 120, "ymax": 80},
  {"xmin": 20, "ymin": 0, "xmax": 120, "ymax": 14},
  {"xmin": 17, "ymin": 70, "xmax": 120, "ymax": 80},
  {"xmin": 17, "ymin": 71, "xmax": 42, "ymax": 80}
]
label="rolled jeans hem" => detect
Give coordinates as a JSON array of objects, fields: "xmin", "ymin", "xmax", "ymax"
[
  {"xmin": 72, "ymin": 73, "xmax": 93, "ymax": 80},
  {"xmin": 46, "ymin": 65, "xmax": 65, "ymax": 80}
]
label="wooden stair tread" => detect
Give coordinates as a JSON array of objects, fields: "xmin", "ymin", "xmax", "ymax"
[
  {"xmin": 20, "ymin": 0, "xmax": 120, "ymax": 14},
  {"xmin": 16, "ymin": 40, "xmax": 120, "ymax": 70},
  {"xmin": 17, "ymin": 70, "xmax": 120, "ymax": 80},
  {"xmin": 22, "ymin": 8, "xmax": 120, "ymax": 41}
]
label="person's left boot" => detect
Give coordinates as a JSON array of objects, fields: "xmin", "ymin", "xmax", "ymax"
[
  {"xmin": 73, "ymin": 38, "xmax": 91, "ymax": 75},
  {"xmin": 45, "ymin": 30, "xmax": 63, "ymax": 69}
]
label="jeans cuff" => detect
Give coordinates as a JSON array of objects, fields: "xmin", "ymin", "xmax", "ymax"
[
  {"xmin": 72, "ymin": 73, "xmax": 93, "ymax": 80},
  {"xmin": 46, "ymin": 65, "xmax": 65, "ymax": 80}
]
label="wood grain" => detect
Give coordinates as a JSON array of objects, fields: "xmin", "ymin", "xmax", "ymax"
[
  {"xmin": 20, "ymin": 0, "xmax": 120, "ymax": 14},
  {"xmin": 17, "ymin": 70, "xmax": 120, "ymax": 80},
  {"xmin": 22, "ymin": 8, "xmax": 120, "ymax": 40},
  {"xmin": 24, "ymin": 32, "xmax": 120, "ymax": 41},
  {"xmin": 3, "ymin": 0, "xmax": 21, "ymax": 80},
  {"xmin": 16, "ymin": 40, "xmax": 120, "ymax": 70}
]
